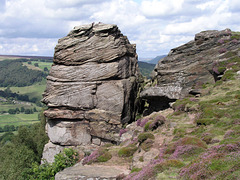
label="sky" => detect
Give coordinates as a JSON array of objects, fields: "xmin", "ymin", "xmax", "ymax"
[{"xmin": 0, "ymin": 0, "xmax": 240, "ymax": 58}]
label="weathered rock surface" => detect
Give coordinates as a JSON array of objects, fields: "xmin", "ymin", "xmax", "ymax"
[
  {"xmin": 42, "ymin": 22, "xmax": 139, "ymax": 162},
  {"xmin": 142, "ymin": 29, "xmax": 240, "ymax": 113},
  {"xmin": 55, "ymin": 164, "xmax": 130, "ymax": 180}
]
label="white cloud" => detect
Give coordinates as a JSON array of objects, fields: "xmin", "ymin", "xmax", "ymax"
[
  {"xmin": 0, "ymin": 0, "xmax": 240, "ymax": 58},
  {"xmin": 0, "ymin": 37, "xmax": 57, "ymax": 56}
]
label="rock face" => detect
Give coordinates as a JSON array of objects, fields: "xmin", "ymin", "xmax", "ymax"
[
  {"xmin": 141, "ymin": 29, "xmax": 240, "ymax": 113},
  {"xmin": 42, "ymin": 23, "xmax": 139, "ymax": 162}
]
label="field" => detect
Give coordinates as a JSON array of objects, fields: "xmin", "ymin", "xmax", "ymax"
[
  {"xmin": 0, "ymin": 102, "xmax": 40, "ymax": 112},
  {"xmin": 22, "ymin": 61, "xmax": 53, "ymax": 71},
  {"xmin": 9, "ymin": 79, "xmax": 47, "ymax": 101},
  {"xmin": 0, "ymin": 113, "xmax": 39, "ymax": 127},
  {"xmin": 0, "ymin": 56, "xmax": 52, "ymax": 131}
]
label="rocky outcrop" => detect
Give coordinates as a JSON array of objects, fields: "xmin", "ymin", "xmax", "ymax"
[
  {"xmin": 42, "ymin": 23, "xmax": 139, "ymax": 162},
  {"xmin": 141, "ymin": 29, "xmax": 240, "ymax": 113}
]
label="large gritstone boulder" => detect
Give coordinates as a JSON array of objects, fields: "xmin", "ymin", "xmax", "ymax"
[
  {"xmin": 141, "ymin": 29, "xmax": 240, "ymax": 114},
  {"xmin": 42, "ymin": 23, "xmax": 139, "ymax": 162}
]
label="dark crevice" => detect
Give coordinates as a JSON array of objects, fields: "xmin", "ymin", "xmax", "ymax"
[{"xmin": 140, "ymin": 96, "xmax": 176, "ymax": 116}]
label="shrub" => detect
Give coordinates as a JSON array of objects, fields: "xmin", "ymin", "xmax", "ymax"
[
  {"xmin": 144, "ymin": 121, "xmax": 151, "ymax": 131},
  {"xmin": 82, "ymin": 147, "xmax": 112, "ymax": 165},
  {"xmin": 148, "ymin": 115, "xmax": 165, "ymax": 131},
  {"xmin": 141, "ymin": 139, "xmax": 154, "ymax": 152},
  {"xmin": 165, "ymin": 136, "xmax": 207, "ymax": 155},
  {"xmin": 97, "ymin": 151, "xmax": 112, "ymax": 162},
  {"xmin": 138, "ymin": 132, "xmax": 155, "ymax": 143},
  {"xmin": 131, "ymin": 167, "xmax": 142, "ymax": 173},
  {"xmin": 179, "ymin": 143, "xmax": 240, "ymax": 179},
  {"xmin": 119, "ymin": 129, "xmax": 127, "ymax": 137},
  {"xmin": 24, "ymin": 148, "xmax": 79, "ymax": 180},
  {"xmin": 118, "ymin": 144, "xmax": 138, "ymax": 157},
  {"xmin": 139, "ymin": 118, "xmax": 149, "ymax": 127}
]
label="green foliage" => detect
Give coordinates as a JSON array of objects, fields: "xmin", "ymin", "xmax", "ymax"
[
  {"xmin": 0, "ymin": 60, "xmax": 46, "ymax": 87},
  {"xmin": 144, "ymin": 121, "xmax": 151, "ymax": 131},
  {"xmin": 118, "ymin": 144, "xmax": 138, "ymax": 157},
  {"xmin": 138, "ymin": 132, "xmax": 155, "ymax": 143},
  {"xmin": 140, "ymin": 139, "xmax": 154, "ymax": 152},
  {"xmin": 24, "ymin": 148, "xmax": 79, "ymax": 180},
  {"xmin": 0, "ymin": 110, "xmax": 48, "ymax": 179},
  {"xmin": 139, "ymin": 156, "xmax": 144, "ymax": 162},
  {"xmin": 131, "ymin": 167, "xmax": 142, "ymax": 173},
  {"xmin": 231, "ymin": 32, "xmax": 240, "ymax": 40},
  {"xmin": 96, "ymin": 149, "xmax": 112, "ymax": 162}
]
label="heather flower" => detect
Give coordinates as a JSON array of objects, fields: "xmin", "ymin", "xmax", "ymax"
[
  {"xmin": 149, "ymin": 115, "xmax": 165, "ymax": 130},
  {"xmin": 226, "ymin": 62, "xmax": 236, "ymax": 68},
  {"xmin": 119, "ymin": 129, "xmax": 128, "ymax": 137},
  {"xmin": 136, "ymin": 118, "xmax": 142, "ymax": 126},
  {"xmin": 189, "ymin": 97, "xmax": 198, "ymax": 102},
  {"xmin": 212, "ymin": 66, "xmax": 220, "ymax": 74},
  {"xmin": 224, "ymin": 130, "xmax": 234, "ymax": 138},
  {"xmin": 171, "ymin": 145, "xmax": 197, "ymax": 158},
  {"xmin": 175, "ymin": 104, "xmax": 185, "ymax": 112},
  {"xmin": 218, "ymin": 39, "xmax": 225, "ymax": 44},
  {"xmin": 219, "ymin": 48, "xmax": 227, "ymax": 54},
  {"xmin": 82, "ymin": 150, "xmax": 99, "ymax": 165},
  {"xmin": 231, "ymin": 39, "xmax": 238, "ymax": 44},
  {"xmin": 140, "ymin": 118, "xmax": 149, "ymax": 127}
]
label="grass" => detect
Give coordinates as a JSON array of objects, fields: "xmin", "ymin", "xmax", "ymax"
[
  {"xmin": 22, "ymin": 61, "xmax": 52, "ymax": 71},
  {"xmin": 118, "ymin": 144, "xmax": 138, "ymax": 157},
  {"xmin": 0, "ymin": 102, "xmax": 40, "ymax": 111},
  {"xmin": 0, "ymin": 113, "xmax": 39, "ymax": 127},
  {"xmin": 9, "ymin": 79, "xmax": 46, "ymax": 101}
]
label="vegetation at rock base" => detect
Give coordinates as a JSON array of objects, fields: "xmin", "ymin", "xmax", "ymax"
[
  {"xmin": 24, "ymin": 148, "xmax": 79, "ymax": 180},
  {"xmin": 0, "ymin": 110, "xmax": 48, "ymax": 180},
  {"xmin": 137, "ymin": 132, "xmax": 155, "ymax": 143},
  {"xmin": 83, "ymin": 147, "xmax": 112, "ymax": 165}
]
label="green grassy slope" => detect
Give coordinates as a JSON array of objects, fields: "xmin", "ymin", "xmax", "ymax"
[{"xmin": 0, "ymin": 57, "xmax": 52, "ymax": 130}]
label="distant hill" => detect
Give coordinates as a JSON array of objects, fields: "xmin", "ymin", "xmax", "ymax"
[
  {"xmin": 138, "ymin": 61, "xmax": 155, "ymax": 78},
  {"xmin": 148, "ymin": 55, "xmax": 166, "ymax": 64},
  {"xmin": 0, "ymin": 55, "xmax": 53, "ymax": 61}
]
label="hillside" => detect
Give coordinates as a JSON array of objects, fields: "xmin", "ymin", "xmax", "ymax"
[
  {"xmin": 138, "ymin": 61, "xmax": 155, "ymax": 78},
  {"xmin": 51, "ymin": 28, "xmax": 240, "ymax": 179},
  {"xmin": 0, "ymin": 56, "xmax": 53, "ymax": 133},
  {"xmin": 148, "ymin": 55, "xmax": 166, "ymax": 64}
]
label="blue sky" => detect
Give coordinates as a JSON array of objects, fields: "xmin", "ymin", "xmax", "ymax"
[{"xmin": 0, "ymin": 0, "xmax": 240, "ymax": 58}]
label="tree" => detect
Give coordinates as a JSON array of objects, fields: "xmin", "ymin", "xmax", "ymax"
[
  {"xmin": 27, "ymin": 61, "xmax": 32, "ymax": 64},
  {"xmin": 8, "ymin": 109, "xmax": 16, "ymax": 114},
  {"xmin": 44, "ymin": 67, "xmax": 48, "ymax": 72},
  {"xmin": 3, "ymin": 125, "xmax": 10, "ymax": 132},
  {"xmin": 34, "ymin": 63, "xmax": 39, "ymax": 67},
  {"xmin": 20, "ymin": 107, "xmax": 25, "ymax": 113},
  {"xmin": 15, "ymin": 108, "xmax": 20, "ymax": 114}
]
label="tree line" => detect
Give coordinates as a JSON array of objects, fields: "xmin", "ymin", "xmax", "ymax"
[
  {"xmin": 0, "ymin": 125, "xmax": 18, "ymax": 133},
  {"xmin": 0, "ymin": 87, "xmax": 39, "ymax": 104},
  {"xmin": 4, "ymin": 107, "xmax": 37, "ymax": 115}
]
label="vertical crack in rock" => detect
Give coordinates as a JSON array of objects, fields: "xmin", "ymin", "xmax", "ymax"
[{"xmin": 41, "ymin": 22, "xmax": 139, "ymax": 162}]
